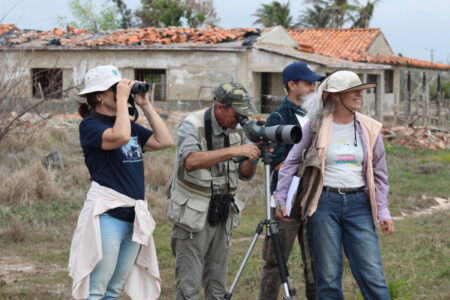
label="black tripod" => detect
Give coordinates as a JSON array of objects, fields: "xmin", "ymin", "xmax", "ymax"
[{"xmin": 225, "ymin": 141, "xmax": 296, "ymax": 300}]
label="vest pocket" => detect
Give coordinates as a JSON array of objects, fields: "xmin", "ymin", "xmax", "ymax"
[
  {"xmin": 184, "ymin": 168, "xmax": 212, "ymax": 188},
  {"xmin": 227, "ymin": 160, "xmax": 239, "ymax": 189},
  {"xmin": 226, "ymin": 197, "xmax": 246, "ymax": 234},
  {"xmin": 232, "ymin": 198, "xmax": 245, "ymax": 228},
  {"xmin": 168, "ymin": 188, "xmax": 209, "ymax": 233}
]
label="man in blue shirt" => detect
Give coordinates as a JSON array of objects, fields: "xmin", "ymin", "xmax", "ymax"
[{"xmin": 259, "ymin": 62, "xmax": 324, "ymax": 300}]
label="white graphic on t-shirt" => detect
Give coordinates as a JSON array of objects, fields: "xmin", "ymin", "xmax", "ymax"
[{"xmin": 121, "ymin": 136, "xmax": 143, "ymax": 162}]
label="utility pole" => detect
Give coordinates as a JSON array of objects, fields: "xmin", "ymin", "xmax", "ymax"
[{"xmin": 425, "ymin": 48, "xmax": 437, "ymax": 62}]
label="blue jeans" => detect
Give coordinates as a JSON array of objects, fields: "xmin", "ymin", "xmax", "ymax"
[
  {"xmin": 88, "ymin": 214, "xmax": 140, "ymax": 300},
  {"xmin": 307, "ymin": 190, "xmax": 390, "ymax": 300}
]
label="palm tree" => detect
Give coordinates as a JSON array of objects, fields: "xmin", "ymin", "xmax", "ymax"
[
  {"xmin": 328, "ymin": 0, "xmax": 358, "ymax": 28},
  {"xmin": 297, "ymin": 0, "xmax": 332, "ymax": 28},
  {"xmin": 297, "ymin": 0, "xmax": 355, "ymax": 29},
  {"xmin": 350, "ymin": 0, "xmax": 380, "ymax": 28},
  {"xmin": 253, "ymin": 1, "xmax": 294, "ymax": 28}
]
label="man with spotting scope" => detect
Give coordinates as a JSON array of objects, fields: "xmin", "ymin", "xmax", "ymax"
[{"xmin": 167, "ymin": 82, "xmax": 260, "ymax": 300}]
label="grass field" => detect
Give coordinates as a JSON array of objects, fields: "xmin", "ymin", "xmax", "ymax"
[{"xmin": 0, "ymin": 120, "xmax": 448, "ymax": 299}]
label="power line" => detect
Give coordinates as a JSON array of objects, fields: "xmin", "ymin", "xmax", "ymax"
[{"xmin": 424, "ymin": 48, "xmax": 437, "ymax": 62}]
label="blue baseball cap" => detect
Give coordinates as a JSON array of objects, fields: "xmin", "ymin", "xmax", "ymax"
[{"xmin": 282, "ymin": 62, "xmax": 325, "ymax": 85}]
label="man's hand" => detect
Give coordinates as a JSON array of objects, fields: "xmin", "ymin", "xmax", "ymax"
[
  {"xmin": 235, "ymin": 144, "xmax": 260, "ymax": 162},
  {"xmin": 379, "ymin": 219, "xmax": 394, "ymax": 236}
]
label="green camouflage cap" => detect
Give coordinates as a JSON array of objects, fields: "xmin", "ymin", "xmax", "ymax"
[{"xmin": 215, "ymin": 82, "xmax": 257, "ymax": 116}]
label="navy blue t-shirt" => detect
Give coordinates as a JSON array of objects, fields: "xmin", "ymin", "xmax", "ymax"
[{"xmin": 79, "ymin": 112, "xmax": 153, "ymax": 221}]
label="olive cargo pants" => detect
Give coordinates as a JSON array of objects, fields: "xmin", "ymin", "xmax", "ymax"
[{"xmin": 171, "ymin": 221, "xmax": 230, "ymax": 300}]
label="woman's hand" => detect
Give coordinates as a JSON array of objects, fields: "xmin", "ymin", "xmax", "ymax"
[
  {"xmin": 275, "ymin": 204, "xmax": 293, "ymax": 222},
  {"xmin": 379, "ymin": 219, "xmax": 394, "ymax": 236},
  {"xmin": 133, "ymin": 81, "xmax": 151, "ymax": 108},
  {"xmin": 116, "ymin": 79, "xmax": 134, "ymax": 103}
]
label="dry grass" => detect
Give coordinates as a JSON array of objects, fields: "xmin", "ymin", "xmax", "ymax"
[
  {"xmin": 144, "ymin": 149, "xmax": 176, "ymax": 222},
  {"xmin": 1, "ymin": 217, "xmax": 30, "ymax": 243},
  {"xmin": 144, "ymin": 151, "xmax": 174, "ymax": 190},
  {"xmin": 0, "ymin": 161, "xmax": 63, "ymax": 205},
  {"xmin": 0, "ymin": 116, "xmax": 449, "ymax": 299}
]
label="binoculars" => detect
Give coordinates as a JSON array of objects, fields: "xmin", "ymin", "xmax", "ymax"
[{"xmin": 130, "ymin": 82, "xmax": 149, "ymax": 94}]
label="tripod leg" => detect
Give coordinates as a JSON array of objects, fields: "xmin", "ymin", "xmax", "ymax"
[
  {"xmin": 225, "ymin": 221, "xmax": 265, "ymax": 300},
  {"xmin": 269, "ymin": 222, "xmax": 296, "ymax": 299}
]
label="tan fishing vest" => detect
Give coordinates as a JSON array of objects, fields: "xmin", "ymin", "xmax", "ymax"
[{"xmin": 168, "ymin": 108, "xmax": 245, "ymax": 233}]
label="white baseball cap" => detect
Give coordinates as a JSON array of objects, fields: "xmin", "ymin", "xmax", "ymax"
[
  {"xmin": 78, "ymin": 65, "xmax": 122, "ymax": 96},
  {"xmin": 318, "ymin": 71, "xmax": 376, "ymax": 102}
]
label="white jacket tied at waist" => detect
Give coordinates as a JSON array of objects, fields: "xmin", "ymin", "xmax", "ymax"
[{"xmin": 68, "ymin": 181, "xmax": 161, "ymax": 299}]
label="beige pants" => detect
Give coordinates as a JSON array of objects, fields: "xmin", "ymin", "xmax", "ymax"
[{"xmin": 171, "ymin": 221, "xmax": 230, "ymax": 300}]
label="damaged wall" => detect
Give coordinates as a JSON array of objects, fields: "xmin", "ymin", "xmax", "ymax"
[{"xmin": 1, "ymin": 49, "xmax": 246, "ymax": 111}]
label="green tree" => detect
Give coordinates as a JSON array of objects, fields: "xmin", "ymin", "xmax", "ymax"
[
  {"xmin": 297, "ymin": 0, "xmax": 332, "ymax": 28},
  {"xmin": 135, "ymin": 0, "xmax": 218, "ymax": 28},
  {"xmin": 350, "ymin": 0, "xmax": 380, "ymax": 28},
  {"xmin": 136, "ymin": 0, "xmax": 185, "ymax": 27},
  {"xmin": 328, "ymin": 0, "xmax": 355, "ymax": 28},
  {"xmin": 110, "ymin": 0, "xmax": 135, "ymax": 29},
  {"xmin": 253, "ymin": 1, "xmax": 294, "ymax": 28},
  {"xmin": 57, "ymin": 0, "xmax": 118, "ymax": 31},
  {"xmin": 184, "ymin": 0, "xmax": 219, "ymax": 28},
  {"xmin": 298, "ymin": 0, "xmax": 379, "ymax": 29}
]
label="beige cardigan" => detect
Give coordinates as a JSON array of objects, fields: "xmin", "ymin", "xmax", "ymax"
[
  {"xmin": 68, "ymin": 181, "xmax": 161, "ymax": 299},
  {"xmin": 304, "ymin": 111, "xmax": 382, "ymax": 226}
]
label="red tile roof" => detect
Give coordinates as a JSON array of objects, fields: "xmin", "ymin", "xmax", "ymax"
[
  {"xmin": 1, "ymin": 24, "xmax": 448, "ymax": 70},
  {"xmin": 0, "ymin": 24, "xmax": 19, "ymax": 35},
  {"xmin": 78, "ymin": 26, "xmax": 254, "ymax": 46},
  {"xmin": 288, "ymin": 28, "xmax": 449, "ymax": 70},
  {"xmin": 362, "ymin": 53, "xmax": 450, "ymax": 70},
  {"xmin": 2, "ymin": 25, "xmax": 254, "ymax": 47},
  {"xmin": 288, "ymin": 28, "xmax": 380, "ymax": 60}
]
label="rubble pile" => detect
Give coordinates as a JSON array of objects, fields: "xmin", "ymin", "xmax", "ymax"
[{"xmin": 382, "ymin": 126, "xmax": 449, "ymax": 150}]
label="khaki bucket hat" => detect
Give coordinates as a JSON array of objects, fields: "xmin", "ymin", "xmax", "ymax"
[{"xmin": 318, "ymin": 70, "xmax": 376, "ymax": 102}]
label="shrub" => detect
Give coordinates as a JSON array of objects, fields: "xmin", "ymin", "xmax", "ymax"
[{"xmin": 0, "ymin": 161, "xmax": 63, "ymax": 205}]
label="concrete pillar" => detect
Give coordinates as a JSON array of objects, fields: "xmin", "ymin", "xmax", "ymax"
[
  {"xmin": 376, "ymin": 72, "xmax": 384, "ymax": 122},
  {"xmin": 415, "ymin": 72, "xmax": 420, "ymax": 114},
  {"xmin": 26, "ymin": 67, "xmax": 33, "ymax": 98},
  {"xmin": 121, "ymin": 68, "xmax": 134, "ymax": 80},
  {"xmin": 422, "ymin": 72, "xmax": 429, "ymax": 125},
  {"xmin": 361, "ymin": 73, "xmax": 369, "ymax": 115},
  {"xmin": 437, "ymin": 74, "xmax": 442, "ymax": 125},
  {"xmin": 407, "ymin": 71, "xmax": 411, "ymax": 114},
  {"xmin": 393, "ymin": 69, "xmax": 401, "ymax": 125}
]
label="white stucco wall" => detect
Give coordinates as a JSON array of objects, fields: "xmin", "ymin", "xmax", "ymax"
[
  {"xmin": 1, "ymin": 49, "xmax": 245, "ymax": 104},
  {"xmin": 247, "ymin": 48, "xmax": 323, "ymax": 103},
  {"xmin": 367, "ymin": 33, "xmax": 394, "ymax": 55},
  {"xmin": 0, "ymin": 47, "xmax": 415, "ymax": 117}
]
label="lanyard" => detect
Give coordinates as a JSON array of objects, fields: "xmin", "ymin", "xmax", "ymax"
[{"xmin": 204, "ymin": 107, "xmax": 231, "ymax": 194}]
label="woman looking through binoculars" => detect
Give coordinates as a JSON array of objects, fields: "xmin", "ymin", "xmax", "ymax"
[{"xmin": 69, "ymin": 65, "xmax": 173, "ymax": 299}]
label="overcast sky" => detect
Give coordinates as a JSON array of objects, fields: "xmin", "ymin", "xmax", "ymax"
[{"xmin": 1, "ymin": 0, "xmax": 449, "ymax": 63}]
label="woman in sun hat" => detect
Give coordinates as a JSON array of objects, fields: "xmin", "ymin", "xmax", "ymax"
[
  {"xmin": 68, "ymin": 65, "xmax": 173, "ymax": 299},
  {"xmin": 275, "ymin": 70, "xmax": 394, "ymax": 299}
]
